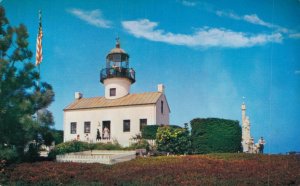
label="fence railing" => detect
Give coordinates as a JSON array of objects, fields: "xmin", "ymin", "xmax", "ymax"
[{"xmin": 100, "ymin": 67, "xmax": 135, "ymax": 83}]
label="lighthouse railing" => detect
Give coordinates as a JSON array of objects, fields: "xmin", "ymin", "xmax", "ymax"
[{"xmin": 100, "ymin": 67, "xmax": 135, "ymax": 83}]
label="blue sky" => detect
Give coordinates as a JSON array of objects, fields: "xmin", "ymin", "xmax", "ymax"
[{"xmin": 2, "ymin": 0, "xmax": 300, "ymax": 154}]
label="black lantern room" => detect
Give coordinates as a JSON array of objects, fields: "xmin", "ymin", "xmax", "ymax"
[{"xmin": 100, "ymin": 38, "xmax": 136, "ymax": 84}]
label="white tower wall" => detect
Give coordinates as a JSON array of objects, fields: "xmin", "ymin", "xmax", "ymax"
[
  {"xmin": 104, "ymin": 78, "xmax": 131, "ymax": 99},
  {"xmin": 241, "ymin": 103, "xmax": 246, "ymax": 121},
  {"xmin": 241, "ymin": 102, "xmax": 252, "ymax": 152}
]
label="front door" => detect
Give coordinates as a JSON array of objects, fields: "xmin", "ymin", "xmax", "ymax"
[{"xmin": 102, "ymin": 121, "xmax": 111, "ymax": 139}]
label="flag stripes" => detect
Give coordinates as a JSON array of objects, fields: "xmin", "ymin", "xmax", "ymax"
[{"xmin": 35, "ymin": 10, "xmax": 43, "ymax": 66}]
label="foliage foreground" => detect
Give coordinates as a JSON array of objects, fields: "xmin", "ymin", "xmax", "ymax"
[
  {"xmin": 2, "ymin": 154, "xmax": 300, "ymax": 185},
  {"xmin": 0, "ymin": 6, "xmax": 55, "ymax": 162}
]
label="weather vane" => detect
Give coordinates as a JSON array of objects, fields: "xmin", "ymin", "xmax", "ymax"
[{"xmin": 116, "ymin": 36, "xmax": 120, "ymax": 48}]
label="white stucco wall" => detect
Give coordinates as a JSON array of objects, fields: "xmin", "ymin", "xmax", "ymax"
[
  {"xmin": 104, "ymin": 78, "xmax": 131, "ymax": 99},
  {"xmin": 155, "ymin": 94, "xmax": 170, "ymax": 125},
  {"xmin": 64, "ymin": 104, "xmax": 158, "ymax": 146}
]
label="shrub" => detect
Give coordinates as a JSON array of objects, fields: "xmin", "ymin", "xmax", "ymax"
[
  {"xmin": 48, "ymin": 141, "xmax": 90, "ymax": 158},
  {"xmin": 127, "ymin": 139, "xmax": 150, "ymax": 151},
  {"xmin": 48, "ymin": 141, "xmax": 124, "ymax": 159},
  {"xmin": 156, "ymin": 126, "xmax": 191, "ymax": 154},
  {"xmin": 142, "ymin": 125, "xmax": 181, "ymax": 139},
  {"xmin": 22, "ymin": 143, "xmax": 40, "ymax": 162},
  {"xmin": 191, "ymin": 118, "xmax": 242, "ymax": 154},
  {"xmin": 43, "ymin": 131, "xmax": 54, "ymax": 147},
  {"xmin": 51, "ymin": 129, "xmax": 63, "ymax": 145},
  {"xmin": 141, "ymin": 125, "xmax": 160, "ymax": 139},
  {"xmin": 93, "ymin": 142, "xmax": 123, "ymax": 150},
  {"xmin": 0, "ymin": 146, "xmax": 18, "ymax": 163}
]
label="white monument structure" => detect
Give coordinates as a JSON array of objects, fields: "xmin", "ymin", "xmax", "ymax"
[
  {"xmin": 241, "ymin": 102, "xmax": 256, "ymax": 153},
  {"xmin": 63, "ymin": 39, "xmax": 170, "ymax": 146}
]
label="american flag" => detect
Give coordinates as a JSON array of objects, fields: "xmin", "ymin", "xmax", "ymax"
[{"xmin": 35, "ymin": 10, "xmax": 43, "ymax": 66}]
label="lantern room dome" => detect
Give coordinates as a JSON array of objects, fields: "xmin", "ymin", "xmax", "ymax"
[
  {"xmin": 106, "ymin": 38, "xmax": 129, "ymax": 61},
  {"xmin": 108, "ymin": 47, "xmax": 126, "ymax": 55}
]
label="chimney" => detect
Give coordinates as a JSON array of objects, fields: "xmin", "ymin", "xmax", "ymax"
[
  {"xmin": 75, "ymin": 92, "xmax": 83, "ymax": 99},
  {"xmin": 157, "ymin": 84, "xmax": 165, "ymax": 93}
]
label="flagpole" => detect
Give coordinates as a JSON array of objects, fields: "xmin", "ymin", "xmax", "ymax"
[
  {"xmin": 35, "ymin": 9, "xmax": 43, "ymax": 129},
  {"xmin": 38, "ymin": 63, "xmax": 40, "ymax": 89},
  {"xmin": 36, "ymin": 9, "xmax": 43, "ymax": 89}
]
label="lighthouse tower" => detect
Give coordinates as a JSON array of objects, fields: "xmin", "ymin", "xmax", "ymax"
[
  {"xmin": 241, "ymin": 102, "xmax": 252, "ymax": 152},
  {"xmin": 100, "ymin": 38, "xmax": 135, "ymax": 99}
]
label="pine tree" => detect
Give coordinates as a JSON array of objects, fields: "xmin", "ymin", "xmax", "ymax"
[{"xmin": 0, "ymin": 6, "xmax": 55, "ymax": 161}]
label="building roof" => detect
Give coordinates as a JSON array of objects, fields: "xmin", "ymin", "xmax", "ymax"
[{"xmin": 64, "ymin": 92, "xmax": 163, "ymax": 111}]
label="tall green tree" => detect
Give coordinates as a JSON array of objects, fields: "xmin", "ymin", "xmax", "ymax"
[{"xmin": 0, "ymin": 6, "xmax": 54, "ymax": 160}]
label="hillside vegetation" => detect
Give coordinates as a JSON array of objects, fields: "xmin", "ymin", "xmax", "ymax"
[{"xmin": 2, "ymin": 154, "xmax": 299, "ymax": 185}]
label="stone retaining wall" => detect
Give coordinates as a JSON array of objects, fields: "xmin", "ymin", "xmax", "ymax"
[{"xmin": 56, "ymin": 150, "xmax": 136, "ymax": 165}]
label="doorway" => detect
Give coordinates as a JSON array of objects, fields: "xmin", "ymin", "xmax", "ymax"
[{"xmin": 102, "ymin": 121, "xmax": 111, "ymax": 139}]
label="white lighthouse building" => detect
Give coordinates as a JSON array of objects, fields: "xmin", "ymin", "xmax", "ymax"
[{"xmin": 63, "ymin": 39, "xmax": 170, "ymax": 146}]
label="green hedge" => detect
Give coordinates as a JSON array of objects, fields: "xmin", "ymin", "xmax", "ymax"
[
  {"xmin": 191, "ymin": 118, "xmax": 242, "ymax": 154},
  {"xmin": 48, "ymin": 141, "xmax": 89, "ymax": 158},
  {"xmin": 48, "ymin": 141, "xmax": 123, "ymax": 159},
  {"xmin": 141, "ymin": 125, "xmax": 181, "ymax": 139},
  {"xmin": 141, "ymin": 125, "xmax": 160, "ymax": 139}
]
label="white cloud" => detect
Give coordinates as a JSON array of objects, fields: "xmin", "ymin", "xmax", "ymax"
[
  {"xmin": 122, "ymin": 19, "xmax": 282, "ymax": 48},
  {"xmin": 243, "ymin": 14, "xmax": 272, "ymax": 27},
  {"xmin": 67, "ymin": 8, "xmax": 112, "ymax": 28},
  {"xmin": 289, "ymin": 33, "xmax": 300, "ymax": 39},
  {"xmin": 216, "ymin": 11, "xmax": 289, "ymax": 33},
  {"xmin": 181, "ymin": 0, "xmax": 197, "ymax": 7},
  {"xmin": 216, "ymin": 10, "xmax": 240, "ymax": 20}
]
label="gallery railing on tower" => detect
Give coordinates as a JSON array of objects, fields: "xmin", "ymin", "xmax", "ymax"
[{"xmin": 100, "ymin": 67, "xmax": 135, "ymax": 83}]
